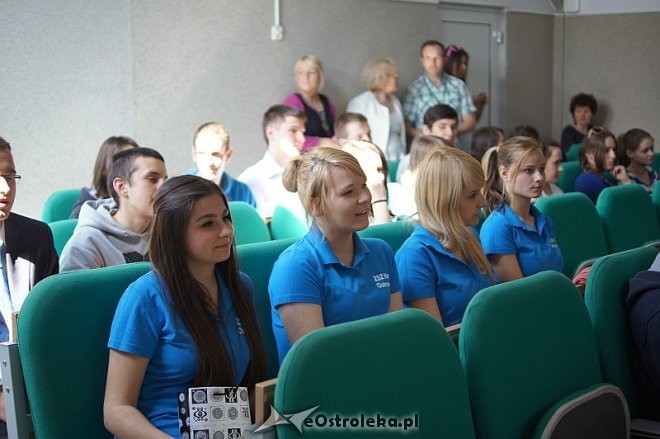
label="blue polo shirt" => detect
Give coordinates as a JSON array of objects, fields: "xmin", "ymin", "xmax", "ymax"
[
  {"xmin": 108, "ymin": 270, "xmax": 251, "ymax": 437},
  {"xmin": 269, "ymin": 224, "xmax": 401, "ymax": 363},
  {"xmin": 186, "ymin": 169, "xmax": 256, "ymax": 207},
  {"xmin": 480, "ymin": 204, "xmax": 563, "ymax": 278},
  {"xmin": 395, "ymin": 224, "xmax": 492, "ymax": 326}
]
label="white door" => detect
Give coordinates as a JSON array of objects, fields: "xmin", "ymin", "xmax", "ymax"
[{"xmin": 436, "ymin": 5, "xmax": 504, "ymax": 150}]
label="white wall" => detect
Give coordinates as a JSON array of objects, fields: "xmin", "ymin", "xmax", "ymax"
[{"xmin": 0, "ymin": 0, "xmax": 134, "ymax": 217}]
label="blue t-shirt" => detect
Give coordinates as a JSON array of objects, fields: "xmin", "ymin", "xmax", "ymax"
[
  {"xmin": 108, "ymin": 270, "xmax": 252, "ymax": 437},
  {"xmin": 185, "ymin": 169, "xmax": 256, "ymax": 207},
  {"xmin": 269, "ymin": 225, "xmax": 401, "ymax": 363},
  {"xmin": 574, "ymin": 171, "xmax": 615, "ymax": 204},
  {"xmin": 480, "ymin": 204, "xmax": 563, "ymax": 278},
  {"xmin": 395, "ymin": 224, "xmax": 492, "ymax": 326}
]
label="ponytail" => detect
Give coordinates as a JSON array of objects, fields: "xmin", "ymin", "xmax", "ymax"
[{"xmin": 481, "ymin": 146, "xmax": 505, "ymax": 213}]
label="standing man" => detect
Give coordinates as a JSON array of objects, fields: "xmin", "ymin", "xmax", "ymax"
[
  {"xmin": 404, "ymin": 40, "xmax": 476, "ymax": 140},
  {"xmin": 0, "ymin": 137, "xmax": 58, "ymax": 434},
  {"xmin": 238, "ymin": 105, "xmax": 306, "ymax": 219}
]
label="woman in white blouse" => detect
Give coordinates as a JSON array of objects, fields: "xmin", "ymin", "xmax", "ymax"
[{"xmin": 347, "ymin": 58, "xmax": 406, "ymax": 162}]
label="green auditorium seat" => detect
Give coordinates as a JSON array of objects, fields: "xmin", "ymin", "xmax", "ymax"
[
  {"xmin": 229, "ymin": 201, "xmax": 271, "ymax": 245},
  {"xmin": 237, "ymin": 238, "xmax": 296, "ymax": 378},
  {"xmin": 274, "ymin": 309, "xmax": 476, "ymax": 438},
  {"xmin": 357, "ymin": 220, "xmax": 414, "ymax": 253},
  {"xmin": 596, "ymin": 184, "xmax": 660, "ymax": 253},
  {"xmin": 17, "ymin": 262, "xmax": 151, "ymax": 438},
  {"xmin": 567, "ymin": 142, "xmax": 581, "ymax": 162},
  {"xmin": 652, "ymin": 183, "xmax": 660, "ymax": 223},
  {"xmin": 460, "ymin": 271, "xmax": 626, "ymax": 439},
  {"xmin": 584, "ymin": 247, "xmax": 658, "ymax": 420},
  {"xmin": 41, "ymin": 188, "xmax": 80, "ymax": 223},
  {"xmin": 535, "ymin": 192, "xmax": 608, "ymax": 276},
  {"xmin": 47, "ymin": 218, "xmax": 77, "ymax": 257},
  {"xmin": 556, "ymin": 161, "xmax": 581, "ymax": 193},
  {"xmin": 269, "ymin": 205, "xmax": 308, "ymax": 240}
]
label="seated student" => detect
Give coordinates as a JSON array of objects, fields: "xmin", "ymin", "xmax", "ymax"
[
  {"xmin": 333, "ymin": 112, "xmax": 372, "ymax": 143},
  {"xmin": 396, "ymin": 103, "xmax": 459, "ymax": 181},
  {"xmin": 626, "ymin": 253, "xmax": 660, "ymax": 421},
  {"xmin": 480, "ymin": 136, "xmax": 563, "ymax": 282},
  {"xmin": 60, "ymin": 147, "xmax": 167, "ymax": 272},
  {"xmin": 396, "ymin": 147, "xmax": 494, "ymax": 326},
  {"xmin": 269, "ymin": 147, "xmax": 403, "ymax": 363},
  {"xmin": 509, "ymin": 124, "xmax": 540, "ymax": 140},
  {"xmin": 537, "ymin": 136, "xmax": 564, "ymax": 198},
  {"xmin": 0, "ymin": 137, "xmax": 58, "ymax": 435},
  {"xmin": 104, "ymin": 176, "xmax": 267, "ymax": 438},
  {"xmin": 70, "ymin": 136, "xmax": 138, "ymax": 219},
  {"xmin": 189, "ymin": 122, "xmax": 256, "ymax": 206},
  {"xmin": 238, "ymin": 105, "xmax": 306, "ymax": 219},
  {"xmin": 470, "ymin": 126, "xmax": 503, "ymax": 162},
  {"xmin": 618, "ymin": 128, "xmax": 657, "ymax": 194},
  {"xmin": 391, "ymin": 135, "xmax": 453, "ymax": 219},
  {"xmin": 574, "ymin": 126, "xmax": 630, "ymax": 203}
]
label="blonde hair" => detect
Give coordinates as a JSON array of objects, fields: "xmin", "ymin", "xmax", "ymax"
[
  {"xmin": 361, "ymin": 58, "xmax": 397, "ymax": 92},
  {"xmin": 282, "ymin": 147, "xmax": 366, "ymax": 218},
  {"xmin": 193, "ymin": 122, "xmax": 229, "ymax": 150},
  {"xmin": 294, "ymin": 54, "xmax": 325, "ymax": 90},
  {"xmin": 410, "ymin": 135, "xmax": 453, "ymax": 171},
  {"xmin": 482, "ymin": 136, "xmax": 543, "ymax": 213},
  {"xmin": 416, "ymin": 147, "xmax": 494, "ymax": 282}
]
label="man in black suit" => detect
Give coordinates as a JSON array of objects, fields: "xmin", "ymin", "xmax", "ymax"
[{"xmin": 0, "ymin": 137, "xmax": 58, "ymax": 435}]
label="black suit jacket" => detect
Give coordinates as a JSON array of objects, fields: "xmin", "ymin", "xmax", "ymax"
[{"xmin": 4, "ymin": 213, "xmax": 59, "ymax": 310}]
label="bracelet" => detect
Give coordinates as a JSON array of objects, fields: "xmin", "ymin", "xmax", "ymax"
[{"xmin": 371, "ymin": 199, "xmax": 388, "ymax": 205}]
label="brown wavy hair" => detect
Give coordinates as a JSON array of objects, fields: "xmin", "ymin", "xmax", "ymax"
[{"xmin": 150, "ymin": 175, "xmax": 266, "ymax": 387}]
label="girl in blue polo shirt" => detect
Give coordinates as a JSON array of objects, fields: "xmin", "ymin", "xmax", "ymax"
[
  {"xmin": 480, "ymin": 136, "xmax": 564, "ymax": 282},
  {"xmin": 396, "ymin": 147, "xmax": 494, "ymax": 326},
  {"xmin": 104, "ymin": 176, "xmax": 267, "ymax": 438},
  {"xmin": 269, "ymin": 147, "xmax": 403, "ymax": 363}
]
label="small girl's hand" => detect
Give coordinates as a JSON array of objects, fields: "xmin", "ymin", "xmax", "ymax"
[{"xmin": 612, "ymin": 165, "xmax": 631, "ymax": 184}]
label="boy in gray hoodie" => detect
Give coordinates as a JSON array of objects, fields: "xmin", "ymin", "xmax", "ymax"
[{"xmin": 60, "ymin": 147, "xmax": 167, "ymax": 272}]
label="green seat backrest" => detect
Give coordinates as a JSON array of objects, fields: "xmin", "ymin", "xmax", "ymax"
[
  {"xmin": 270, "ymin": 205, "xmax": 308, "ymax": 240},
  {"xmin": 459, "ymin": 271, "xmax": 603, "ymax": 439},
  {"xmin": 229, "ymin": 201, "xmax": 271, "ymax": 245},
  {"xmin": 556, "ymin": 161, "xmax": 581, "ymax": 193},
  {"xmin": 583, "ymin": 246, "xmax": 658, "ymax": 417},
  {"xmin": 596, "ymin": 184, "xmax": 660, "ymax": 253},
  {"xmin": 387, "ymin": 160, "xmax": 400, "ymax": 182},
  {"xmin": 47, "ymin": 218, "xmax": 78, "ymax": 257},
  {"xmin": 41, "ymin": 188, "xmax": 80, "ymax": 223},
  {"xmin": 653, "ymin": 152, "xmax": 660, "ymax": 172},
  {"xmin": 567, "ymin": 142, "xmax": 581, "ymax": 162},
  {"xmin": 357, "ymin": 220, "xmax": 414, "ymax": 253},
  {"xmin": 652, "ymin": 183, "xmax": 660, "ymax": 223},
  {"xmin": 18, "ymin": 262, "xmax": 151, "ymax": 438},
  {"xmin": 237, "ymin": 238, "xmax": 296, "ymax": 378},
  {"xmin": 535, "ymin": 192, "xmax": 608, "ymax": 276},
  {"xmin": 275, "ymin": 309, "xmax": 475, "ymax": 438}
]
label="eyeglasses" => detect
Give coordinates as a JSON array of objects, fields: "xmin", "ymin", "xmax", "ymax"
[{"xmin": 0, "ymin": 174, "xmax": 20, "ymax": 184}]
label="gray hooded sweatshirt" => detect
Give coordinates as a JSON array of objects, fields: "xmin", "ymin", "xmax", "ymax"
[{"xmin": 59, "ymin": 198, "xmax": 149, "ymax": 272}]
